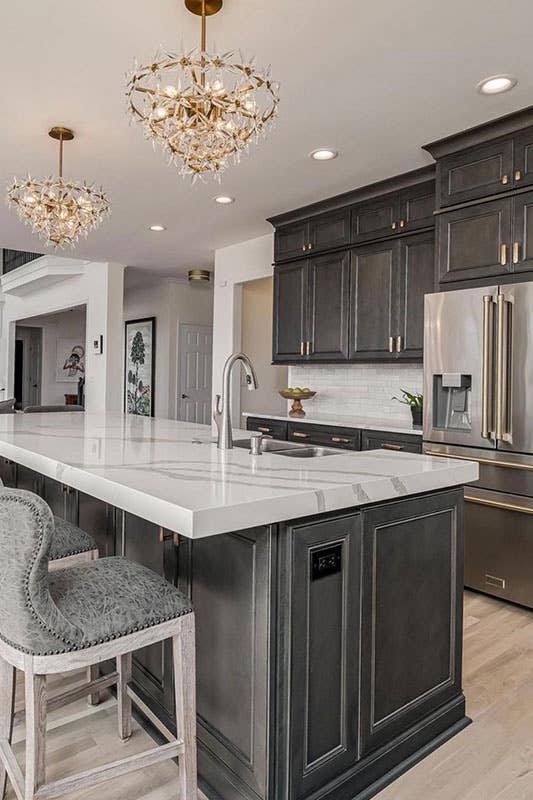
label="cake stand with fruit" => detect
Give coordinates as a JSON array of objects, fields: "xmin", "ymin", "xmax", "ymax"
[{"xmin": 279, "ymin": 387, "xmax": 316, "ymax": 417}]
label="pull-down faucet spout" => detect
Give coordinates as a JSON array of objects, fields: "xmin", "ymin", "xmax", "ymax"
[{"xmin": 213, "ymin": 353, "xmax": 259, "ymax": 450}]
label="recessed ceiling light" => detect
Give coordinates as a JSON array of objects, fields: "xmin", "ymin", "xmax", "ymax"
[
  {"xmin": 149, "ymin": 224, "xmax": 166, "ymax": 231},
  {"xmin": 214, "ymin": 195, "xmax": 235, "ymax": 205},
  {"xmin": 310, "ymin": 148, "xmax": 338, "ymax": 161},
  {"xmin": 477, "ymin": 75, "xmax": 517, "ymax": 95}
]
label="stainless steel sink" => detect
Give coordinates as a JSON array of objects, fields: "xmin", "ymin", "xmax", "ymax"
[{"xmin": 232, "ymin": 439, "xmax": 341, "ymax": 457}]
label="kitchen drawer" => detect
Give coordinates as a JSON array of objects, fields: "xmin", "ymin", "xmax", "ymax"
[
  {"xmin": 288, "ymin": 422, "xmax": 360, "ymax": 450},
  {"xmin": 361, "ymin": 430, "xmax": 422, "ymax": 453},
  {"xmin": 246, "ymin": 417, "xmax": 288, "ymax": 440}
]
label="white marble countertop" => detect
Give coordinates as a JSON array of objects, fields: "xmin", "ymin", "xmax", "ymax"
[
  {"xmin": 242, "ymin": 411, "xmax": 423, "ymax": 436},
  {"xmin": 0, "ymin": 412, "xmax": 476, "ymax": 539}
]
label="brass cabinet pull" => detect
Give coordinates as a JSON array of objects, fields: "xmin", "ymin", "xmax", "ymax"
[
  {"xmin": 391, "ymin": 222, "xmax": 397, "ymax": 230},
  {"xmin": 481, "ymin": 295, "xmax": 495, "ymax": 439},
  {"xmin": 502, "ymin": 174, "xmax": 509, "ymax": 185},
  {"xmin": 257, "ymin": 426, "xmax": 271, "ymax": 433},
  {"xmin": 308, "ymin": 243, "xmax": 312, "ymax": 250},
  {"xmin": 292, "ymin": 431, "xmax": 308, "ymax": 439},
  {"xmin": 302, "ymin": 244, "xmax": 306, "ymax": 252},
  {"xmin": 388, "ymin": 336, "xmax": 394, "ymax": 353},
  {"xmin": 399, "ymin": 219, "xmax": 405, "ymax": 228},
  {"xmin": 500, "ymin": 244, "xmax": 507, "ymax": 266},
  {"xmin": 513, "ymin": 242, "xmax": 520, "ymax": 264},
  {"xmin": 396, "ymin": 335, "xmax": 402, "ymax": 353},
  {"xmin": 300, "ymin": 341, "xmax": 305, "ymax": 356},
  {"xmin": 515, "ymin": 170, "xmax": 522, "ymax": 182},
  {"xmin": 465, "ymin": 493, "xmax": 533, "ymax": 517},
  {"xmin": 424, "ymin": 450, "xmax": 533, "ymax": 472},
  {"xmin": 160, "ymin": 527, "xmax": 179, "ymax": 545},
  {"xmin": 306, "ymin": 341, "xmax": 311, "ymax": 356},
  {"xmin": 331, "ymin": 436, "xmax": 351, "ymax": 444},
  {"xmin": 380, "ymin": 443, "xmax": 402, "ymax": 451}
]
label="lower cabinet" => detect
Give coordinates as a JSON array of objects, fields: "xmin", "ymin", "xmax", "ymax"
[
  {"xmin": 361, "ymin": 429, "xmax": 422, "ymax": 453},
  {"xmin": 0, "ymin": 457, "xmax": 16, "ymax": 487},
  {"xmin": 288, "ymin": 422, "xmax": 360, "ymax": 450}
]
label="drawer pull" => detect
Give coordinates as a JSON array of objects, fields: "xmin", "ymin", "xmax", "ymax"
[
  {"xmin": 485, "ymin": 574, "xmax": 506, "ymax": 589},
  {"xmin": 292, "ymin": 432, "xmax": 308, "ymax": 439},
  {"xmin": 513, "ymin": 242, "xmax": 520, "ymax": 264},
  {"xmin": 515, "ymin": 170, "xmax": 522, "ymax": 182},
  {"xmin": 331, "ymin": 436, "xmax": 351, "ymax": 444},
  {"xmin": 391, "ymin": 222, "xmax": 397, "ymax": 230},
  {"xmin": 380, "ymin": 443, "xmax": 402, "ymax": 451},
  {"xmin": 388, "ymin": 336, "xmax": 394, "ymax": 353},
  {"xmin": 257, "ymin": 426, "xmax": 271, "ymax": 433},
  {"xmin": 502, "ymin": 174, "xmax": 509, "ymax": 185},
  {"xmin": 500, "ymin": 243, "xmax": 507, "ymax": 266},
  {"xmin": 300, "ymin": 341, "xmax": 305, "ymax": 356}
]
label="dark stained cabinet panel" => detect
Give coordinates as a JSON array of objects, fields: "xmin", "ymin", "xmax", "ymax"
[
  {"xmin": 349, "ymin": 242, "xmax": 397, "ymax": 359},
  {"xmin": 360, "ymin": 491, "xmax": 464, "ymax": 756},
  {"xmin": 512, "ymin": 190, "xmax": 533, "ymax": 273},
  {"xmin": 246, "ymin": 416, "xmax": 288, "ymax": 440},
  {"xmin": 437, "ymin": 139, "xmax": 514, "ymax": 207},
  {"xmin": 308, "ymin": 252, "xmax": 350, "ymax": 360},
  {"xmin": 400, "ymin": 180, "xmax": 435, "ymax": 231},
  {"xmin": 273, "ymin": 261, "xmax": 308, "ymax": 362},
  {"xmin": 361, "ymin": 429, "xmax": 422, "ymax": 453},
  {"xmin": 288, "ymin": 513, "xmax": 361, "ymax": 800},
  {"xmin": 513, "ymin": 128, "xmax": 533, "ymax": 189},
  {"xmin": 309, "ymin": 208, "xmax": 351, "ymax": 253},
  {"xmin": 398, "ymin": 231, "xmax": 435, "ymax": 357},
  {"xmin": 351, "ymin": 194, "xmax": 400, "ymax": 243},
  {"xmin": 77, "ymin": 491, "xmax": 115, "ymax": 557},
  {"xmin": 437, "ymin": 198, "xmax": 512, "ymax": 283},
  {"xmin": 274, "ymin": 221, "xmax": 309, "ymax": 261},
  {"xmin": 287, "ymin": 422, "xmax": 360, "ymax": 450}
]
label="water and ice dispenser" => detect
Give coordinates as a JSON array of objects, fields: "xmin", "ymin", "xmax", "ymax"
[{"xmin": 432, "ymin": 373, "xmax": 472, "ymax": 431}]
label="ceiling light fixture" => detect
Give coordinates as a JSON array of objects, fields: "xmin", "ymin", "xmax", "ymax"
[
  {"xmin": 126, "ymin": 0, "xmax": 280, "ymax": 181},
  {"xmin": 310, "ymin": 148, "xmax": 338, "ymax": 161},
  {"xmin": 477, "ymin": 75, "xmax": 517, "ymax": 95},
  {"xmin": 7, "ymin": 127, "xmax": 110, "ymax": 248},
  {"xmin": 214, "ymin": 195, "xmax": 235, "ymax": 204},
  {"xmin": 188, "ymin": 269, "xmax": 211, "ymax": 282},
  {"xmin": 150, "ymin": 224, "xmax": 166, "ymax": 231}
]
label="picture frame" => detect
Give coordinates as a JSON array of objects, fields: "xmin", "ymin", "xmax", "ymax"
[
  {"xmin": 56, "ymin": 339, "xmax": 86, "ymax": 383},
  {"xmin": 124, "ymin": 317, "xmax": 156, "ymax": 417}
]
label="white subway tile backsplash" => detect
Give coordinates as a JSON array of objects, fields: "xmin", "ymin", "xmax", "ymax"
[{"xmin": 289, "ymin": 364, "xmax": 423, "ymax": 424}]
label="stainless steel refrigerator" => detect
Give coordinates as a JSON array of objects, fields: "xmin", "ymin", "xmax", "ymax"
[{"xmin": 423, "ymin": 283, "xmax": 533, "ymax": 608}]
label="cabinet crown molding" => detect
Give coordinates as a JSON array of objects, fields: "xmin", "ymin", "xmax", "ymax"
[{"xmin": 423, "ymin": 104, "xmax": 533, "ymax": 160}]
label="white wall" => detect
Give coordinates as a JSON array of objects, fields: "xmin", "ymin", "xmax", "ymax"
[
  {"xmin": 17, "ymin": 307, "xmax": 86, "ymax": 405},
  {"xmin": 123, "ymin": 275, "xmax": 213, "ymax": 419},
  {"xmin": 213, "ymin": 233, "xmax": 274, "ymax": 427},
  {"xmin": 0, "ymin": 258, "xmax": 124, "ymax": 412}
]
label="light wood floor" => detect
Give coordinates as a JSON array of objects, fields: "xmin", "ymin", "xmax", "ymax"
[{"xmin": 5, "ymin": 591, "xmax": 533, "ymax": 800}]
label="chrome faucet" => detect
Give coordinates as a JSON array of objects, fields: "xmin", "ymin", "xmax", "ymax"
[{"xmin": 214, "ymin": 352, "xmax": 259, "ymax": 450}]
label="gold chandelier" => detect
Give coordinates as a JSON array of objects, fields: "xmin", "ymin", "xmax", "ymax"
[
  {"xmin": 126, "ymin": 0, "xmax": 280, "ymax": 179},
  {"xmin": 7, "ymin": 127, "xmax": 111, "ymax": 248}
]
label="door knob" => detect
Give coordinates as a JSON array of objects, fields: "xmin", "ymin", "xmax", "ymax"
[{"xmin": 181, "ymin": 393, "xmax": 189, "ymax": 399}]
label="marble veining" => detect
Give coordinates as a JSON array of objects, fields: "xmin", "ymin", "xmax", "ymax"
[{"xmin": 0, "ymin": 413, "xmax": 477, "ymax": 538}]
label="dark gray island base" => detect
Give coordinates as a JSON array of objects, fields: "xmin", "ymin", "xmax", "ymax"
[{"xmin": 0, "ymin": 460, "xmax": 467, "ymax": 800}]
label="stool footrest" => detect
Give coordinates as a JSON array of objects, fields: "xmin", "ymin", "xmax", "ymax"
[
  {"xmin": 127, "ymin": 685, "xmax": 176, "ymax": 743},
  {"xmin": 0, "ymin": 738, "xmax": 24, "ymax": 800},
  {"xmin": 48, "ymin": 671, "xmax": 118, "ymax": 713}
]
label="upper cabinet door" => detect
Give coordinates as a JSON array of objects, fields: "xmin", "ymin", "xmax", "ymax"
[
  {"xmin": 397, "ymin": 232, "xmax": 435, "ymax": 358},
  {"xmin": 308, "ymin": 208, "xmax": 351, "ymax": 254},
  {"xmin": 274, "ymin": 221, "xmax": 309, "ymax": 262},
  {"xmin": 513, "ymin": 128, "xmax": 533, "ymax": 189},
  {"xmin": 399, "ymin": 180, "xmax": 435, "ymax": 232},
  {"xmin": 272, "ymin": 261, "xmax": 308, "ymax": 362},
  {"xmin": 349, "ymin": 242, "xmax": 399, "ymax": 360},
  {"xmin": 307, "ymin": 252, "xmax": 350, "ymax": 361},
  {"xmin": 437, "ymin": 140, "xmax": 514, "ymax": 207},
  {"xmin": 351, "ymin": 194, "xmax": 401, "ymax": 243},
  {"xmin": 437, "ymin": 198, "xmax": 512, "ymax": 283},
  {"xmin": 512, "ymin": 190, "xmax": 533, "ymax": 273}
]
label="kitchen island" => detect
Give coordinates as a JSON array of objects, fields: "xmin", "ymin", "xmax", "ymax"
[{"xmin": 0, "ymin": 412, "xmax": 477, "ymax": 800}]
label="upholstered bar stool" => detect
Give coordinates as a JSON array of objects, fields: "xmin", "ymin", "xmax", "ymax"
[{"xmin": 0, "ymin": 489, "xmax": 196, "ymax": 800}]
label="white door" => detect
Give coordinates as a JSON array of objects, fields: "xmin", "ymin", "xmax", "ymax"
[{"xmin": 178, "ymin": 323, "xmax": 213, "ymax": 424}]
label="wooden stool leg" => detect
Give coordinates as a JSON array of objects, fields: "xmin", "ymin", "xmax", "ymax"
[
  {"xmin": 87, "ymin": 664, "xmax": 100, "ymax": 706},
  {"xmin": 173, "ymin": 614, "xmax": 197, "ymax": 800},
  {"xmin": 0, "ymin": 657, "xmax": 16, "ymax": 800},
  {"xmin": 117, "ymin": 654, "xmax": 132, "ymax": 741},
  {"xmin": 24, "ymin": 670, "xmax": 46, "ymax": 800}
]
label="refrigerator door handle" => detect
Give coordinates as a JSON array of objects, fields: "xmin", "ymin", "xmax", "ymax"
[
  {"xmin": 495, "ymin": 293, "xmax": 512, "ymax": 443},
  {"xmin": 482, "ymin": 295, "xmax": 495, "ymax": 440}
]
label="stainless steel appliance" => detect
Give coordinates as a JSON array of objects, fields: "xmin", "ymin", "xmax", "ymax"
[{"xmin": 424, "ymin": 284, "xmax": 533, "ymax": 608}]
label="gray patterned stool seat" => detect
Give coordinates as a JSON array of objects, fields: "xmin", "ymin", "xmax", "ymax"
[{"xmin": 50, "ymin": 516, "xmax": 98, "ymax": 562}]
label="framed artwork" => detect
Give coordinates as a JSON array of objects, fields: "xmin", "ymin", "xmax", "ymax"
[
  {"xmin": 56, "ymin": 339, "xmax": 85, "ymax": 383},
  {"xmin": 124, "ymin": 317, "xmax": 156, "ymax": 416}
]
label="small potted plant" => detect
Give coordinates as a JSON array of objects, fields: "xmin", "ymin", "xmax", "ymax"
[{"xmin": 392, "ymin": 389, "xmax": 423, "ymax": 428}]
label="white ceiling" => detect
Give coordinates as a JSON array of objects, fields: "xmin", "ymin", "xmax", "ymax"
[{"xmin": 1, "ymin": 0, "xmax": 533, "ymax": 276}]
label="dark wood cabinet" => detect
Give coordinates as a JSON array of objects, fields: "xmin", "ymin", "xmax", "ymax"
[
  {"xmin": 309, "ymin": 208, "xmax": 351, "ymax": 253},
  {"xmin": 274, "ymin": 221, "xmax": 309, "ymax": 261},
  {"xmin": 246, "ymin": 416, "xmax": 288, "ymax": 440},
  {"xmin": 351, "ymin": 194, "xmax": 400, "ymax": 243},
  {"xmin": 273, "ymin": 261, "xmax": 308, "ymax": 362},
  {"xmin": 437, "ymin": 139, "xmax": 514, "ymax": 207},
  {"xmin": 513, "ymin": 128, "xmax": 533, "ymax": 189},
  {"xmin": 397, "ymin": 231, "xmax": 435, "ymax": 357},
  {"xmin": 0, "ymin": 457, "xmax": 16, "ymax": 487},
  {"xmin": 288, "ymin": 422, "xmax": 361, "ymax": 450},
  {"xmin": 512, "ymin": 190, "xmax": 533, "ymax": 273},
  {"xmin": 399, "ymin": 180, "xmax": 435, "ymax": 231},
  {"xmin": 436, "ymin": 198, "xmax": 512, "ymax": 283},
  {"xmin": 307, "ymin": 251, "xmax": 350, "ymax": 361},
  {"xmin": 361, "ymin": 429, "xmax": 422, "ymax": 453},
  {"xmin": 349, "ymin": 241, "xmax": 398, "ymax": 360}
]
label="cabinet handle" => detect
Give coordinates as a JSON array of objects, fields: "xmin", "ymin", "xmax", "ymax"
[
  {"xmin": 300, "ymin": 341, "xmax": 305, "ymax": 356},
  {"xmin": 257, "ymin": 426, "xmax": 271, "ymax": 433},
  {"xmin": 292, "ymin": 431, "xmax": 308, "ymax": 439},
  {"xmin": 500, "ymin": 244, "xmax": 508, "ymax": 266},
  {"xmin": 388, "ymin": 336, "xmax": 394, "ymax": 353},
  {"xmin": 515, "ymin": 170, "xmax": 522, "ymax": 182},
  {"xmin": 396, "ymin": 335, "xmax": 402, "ymax": 353},
  {"xmin": 159, "ymin": 528, "xmax": 180, "ymax": 546},
  {"xmin": 380, "ymin": 443, "xmax": 403, "ymax": 451},
  {"xmin": 513, "ymin": 242, "xmax": 520, "ymax": 264},
  {"xmin": 399, "ymin": 219, "xmax": 405, "ymax": 228},
  {"xmin": 308, "ymin": 243, "xmax": 312, "ymax": 250},
  {"xmin": 302, "ymin": 244, "xmax": 307, "ymax": 252},
  {"xmin": 502, "ymin": 174, "xmax": 509, "ymax": 185},
  {"xmin": 331, "ymin": 436, "xmax": 351, "ymax": 444},
  {"xmin": 391, "ymin": 222, "xmax": 397, "ymax": 230},
  {"xmin": 306, "ymin": 341, "xmax": 311, "ymax": 356}
]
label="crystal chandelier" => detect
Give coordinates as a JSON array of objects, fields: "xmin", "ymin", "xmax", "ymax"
[
  {"xmin": 7, "ymin": 127, "xmax": 111, "ymax": 248},
  {"xmin": 126, "ymin": 0, "xmax": 279, "ymax": 179}
]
